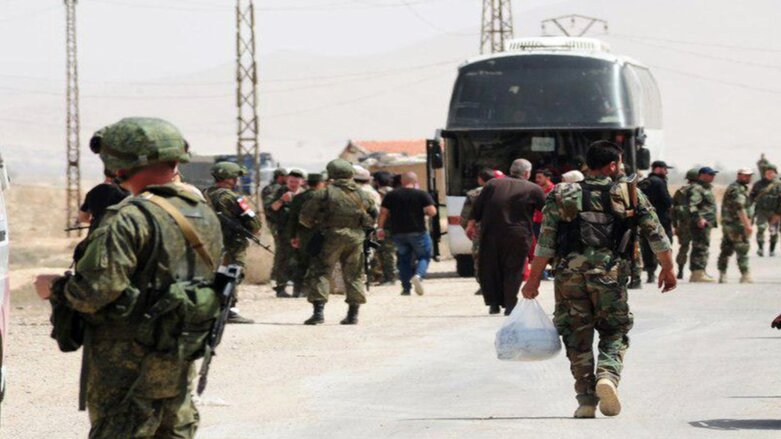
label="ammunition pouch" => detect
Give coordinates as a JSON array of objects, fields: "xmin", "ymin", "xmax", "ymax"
[
  {"xmin": 579, "ymin": 211, "xmax": 616, "ymax": 248},
  {"xmin": 49, "ymin": 273, "xmax": 85, "ymax": 353}
]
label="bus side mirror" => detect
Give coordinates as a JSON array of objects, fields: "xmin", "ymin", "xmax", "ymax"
[
  {"xmin": 637, "ymin": 148, "xmax": 651, "ymax": 170},
  {"xmin": 426, "ymin": 139, "xmax": 444, "ymax": 170}
]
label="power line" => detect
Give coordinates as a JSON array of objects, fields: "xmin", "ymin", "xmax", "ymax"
[
  {"xmin": 0, "ymin": 5, "xmax": 58, "ymax": 23},
  {"xmin": 398, "ymin": 0, "xmax": 477, "ymax": 37},
  {"xmin": 651, "ymin": 65, "xmax": 781, "ymax": 95},
  {"xmin": 92, "ymin": 0, "xmax": 446, "ymax": 13},
  {"xmin": 611, "ymin": 33, "xmax": 781, "ymax": 54}
]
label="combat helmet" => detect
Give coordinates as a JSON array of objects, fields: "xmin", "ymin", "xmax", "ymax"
[
  {"xmin": 685, "ymin": 168, "xmax": 699, "ymax": 181},
  {"xmin": 326, "ymin": 159, "xmax": 355, "ymax": 180},
  {"xmin": 90, "ymin": 117, "xmax": 190, "ymax": 174},
  {"xmin": 211, "ymin": 161, "xmax": 246, "ymax": 181}
]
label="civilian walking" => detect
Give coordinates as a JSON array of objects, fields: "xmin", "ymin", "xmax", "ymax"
[
  {"xmin": 377, "ymin": 172, "xmax": 436, "ymax": 296},
  {"xmin": 467, "ymin": 159, "xmax": 545, "ymax": 315}
]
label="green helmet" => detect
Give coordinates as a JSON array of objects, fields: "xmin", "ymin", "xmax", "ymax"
[
  {"xmin": 211, "ymin": 162, "xmax": 246, "ymax": 181},
  {"xmin": 273, "ymin": 168, "xmax": 288, "ymax": 178},
  {"xmin": 764, "ymin": 163, "xmax": 778, "ymax": 172},
  {"xmin": 326, "ymin": 159, "xmax": 355, "ymax": 180},
  {"xmin": 90, "ymin": 117, "xmax": 190, "ymax": 173},
  {"xmin": 686, "ymin": 168, "xmax": 699, "ymax": 181}
]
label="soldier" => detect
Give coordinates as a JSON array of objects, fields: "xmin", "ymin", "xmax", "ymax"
[
  {"xmin": 749, "ymin": 163, "xmax": 780, "ymax": 257},
  {"xmin": 34, "ymin": 118, "xmax": 222, "ymax": 438},
  {"xmin": 717, "ymin": 168, "xmax": 754, "ymax": 283},
  {"xmin": 204, "ymin": 162, "xmax": 262, "ymax": 323},
  {"xmin": 522, "ymin": 141, "xmax": 676, "ymax": 419},
  {"xmin": 262, "ymin": 168, "xmax": 287, "ymax": 281},
  {"xmin": 261, "ymin": 168, "xmax": 288, "ymax": 212},
  {"xmin": 265, "ymin": 169, "xmax": 305, "ymax": 297},
  {"xmin": 460, "ymin": 168, "xmax": 497, "ymax": 294},
  {"xmin": 671, "ymin": 168, "xmax": 699, "ymax": 279},
  {"xmin": 300, "ymin": 159, "xmax": 377, "ymax": 325},
  {"xmin": 688, "ymin": 167, "xmax": 719, "ymax": 282},
  {"xmin": 372, "ymin": 171, "xmax": 397, "ymax": 285},
  {"xmin": 287, "ymin": 172, "xmax": 326, "ymax": 298}
]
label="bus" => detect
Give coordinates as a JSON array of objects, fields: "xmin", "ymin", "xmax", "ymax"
[{"xmin": 428, "ymin": 37, "xmax": 663, "ymax": 276}]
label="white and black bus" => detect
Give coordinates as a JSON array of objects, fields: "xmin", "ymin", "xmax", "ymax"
[{"xmin": 427, "ymin": 37, "xmax": 663, "ymax": 276}]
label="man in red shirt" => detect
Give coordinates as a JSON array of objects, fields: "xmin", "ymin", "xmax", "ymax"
[{"xmin": 533, "ymin": 169, "xmax": 556, "ymax": 237}]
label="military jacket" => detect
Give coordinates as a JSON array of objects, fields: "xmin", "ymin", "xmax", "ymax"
[
  {"xmin": 460, "ymin": 186, "xmax": 483, "ymax": 229},
  {"xmin": 59, "ymin": 184, "xmax": 223, "ymax": 400},
  {"xmin": 261, "ymin": 182, "xmax": 282, "ymax": 224},
  {"xmin": 688, "ymin": 181, "xmax": 718, "ymax": 227},
  {"xmin": 264, "ymin": 185, "xmax": 303, "ymax": 235},
  {"xmin": 535, "ymin": 176, "xmax": 671, "ymax": 274},
  {"xmin": 299, "ymin": 179, "xmax": 377, "ymax": 232},
  {"xmin": 204, "ymin": 185, "xmax": 262, "ymax": 254},
  {"xmin": 671, "ymin": 182, "xmax": 695, "ymax": 229},
  {"xmin": 721, "ymin": 181, "xmax": 752, "ymax": 231},
  {"xmin": 750, "ymin": 178, "xmax": 781, "ymax": 213},
  {"xmin": 286, "ymin": 188, "xmax": 320, "ymax": 246}
]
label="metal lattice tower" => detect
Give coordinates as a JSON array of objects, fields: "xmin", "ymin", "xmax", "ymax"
[
  {"xmin": 480, "ymin": 0, "xmax": 514, "ymax": 54},
  {"xmin": 64, "ymin": 0, "xmax": 82, "ymax": 236},
  {"xmin": 235, "ymin": 0, "xmax": 260, "ymax": 206}
]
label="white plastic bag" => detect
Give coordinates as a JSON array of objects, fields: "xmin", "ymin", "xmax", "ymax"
[{"xmin": 495, "ymin": 299, "xmax": 562, "ymax": 361}]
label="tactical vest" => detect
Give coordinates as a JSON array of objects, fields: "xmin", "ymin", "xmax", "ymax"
[
  {"xmin": 556, "ymin": 182, "xmax": 633, "ymax": 258},
  {"xmin": 323, "ymin": 185, "xmax": 374, "ymax": 229},
  {"xmin": 755, "ymin": 181, "xmax": 781, "ymax": 212}
]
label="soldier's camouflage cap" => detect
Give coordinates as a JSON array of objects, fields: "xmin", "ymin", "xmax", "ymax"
[
  {"xmin": 307, "ymin": 173, "xmax": 324, "ymax": 185},
  {"xmin": 763, "ymin": 163, "xmax": 778, "ymax": 172},
  {"xmin": 211, "ymin": 161, "xmax": 246, "ymax": 180},
  {"xmin": 326, "ymin": 159, "xmax": 355, "ymax": 179},
  {"xmin": 273, "ymin": 168, "xmax": 288, "ymax": 178},
  {"xmin": 90, "ymin": 117, "xmax": 190, "ymax": 173},
  {"xmin": 686, "ymin": 168, "xmax": 699, "ymax": 181}
]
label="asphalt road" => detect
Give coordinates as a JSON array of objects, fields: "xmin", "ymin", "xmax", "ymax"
[{"xmin": 5, "ymin": 249, "xmax": 781, "ymax": 438}]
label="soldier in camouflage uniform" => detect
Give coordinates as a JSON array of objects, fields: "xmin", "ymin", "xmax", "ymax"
[
  {"xmin": 671, "ymin": 168, "xmax": 699, "ymax": 279},
  {"xmin": 750, "ymin": 163, "xmax": 780, "ymax": 257},
  {"xmin": 372, "ymin": 171, "xmax": 397, "ymax": 285},
  {"xmin": 460, "ymin": 168, "xmax": 497, "ymax": 293},
  {"xmin": 287, "ymin": 172, "xmax": 326, "ymax": 297},
  {"xmin": 265, "ymin": 169, "xmax": 305, "ymax": 297},
  {"xmin": 688, "ymin": 167, "xmax": 719, "ymax": 282},
  {"xmin": 204, "ymin": 162, "xmax": 262, "ymax": 323},
  {"xmin": 717, "ymin": 168, "xmax": 755, "ymax": 283},
  {"xmin": 35, "ymin": 118, "xmax": 223, "ymax": 438},
  {"xmin": 262, "ymin": 168, "xmax": 287, "ymax": 281},
  {"xmin": 522, "ymin": 141, "xmax": 676, "ymax": 419},
  {"xmin": 299, "ymin": 159, "xmax": 378, "ymax": 325}
]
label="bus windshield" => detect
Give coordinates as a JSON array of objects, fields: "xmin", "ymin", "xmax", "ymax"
[{"xmin": 447, "ymin": 55, "xmax": 632, "ymax": 129}]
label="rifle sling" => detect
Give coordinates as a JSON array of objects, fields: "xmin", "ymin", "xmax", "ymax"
[{"xmin": 140, "ymin": 193, "xmax": 215, "ymax": 271}]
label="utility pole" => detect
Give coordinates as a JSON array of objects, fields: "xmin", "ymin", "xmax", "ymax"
[
  {"xmin": 64, "ymin": 0, "xmax": 81, "ymax": 236},
  {"xmin": 480, "ymin": 0, "xmax": 514, "ymax": 54},
  {"xmin": 235, "ymin": 0, "xmax": 260, "ymax": 206},
  {"xmin": 541, "ymin": 15, "xmax": 608, "ymax": 37}
]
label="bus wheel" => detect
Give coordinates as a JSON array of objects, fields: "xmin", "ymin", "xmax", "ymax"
[{"xmin": 455, "ymin": 255, "xmax": 475, "ymax": 278}]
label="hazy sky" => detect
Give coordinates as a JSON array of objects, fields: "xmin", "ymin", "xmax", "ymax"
[{"xmin": 1, "ymin": 0, "xmax": 780, "ymax": 183}]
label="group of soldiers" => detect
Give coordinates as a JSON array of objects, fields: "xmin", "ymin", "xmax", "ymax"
[{"xmin": 670, "ymin": 155, "xmax": 781, "ymax": 284}]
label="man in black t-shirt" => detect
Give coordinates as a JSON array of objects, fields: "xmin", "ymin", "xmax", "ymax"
[
  {"xmin": 377, "ymin": 172, "xmax": 436, "ymax": 295},
  {"xmin": 78, "ymin": 169, "xmax": 130, "ymax": 232}
]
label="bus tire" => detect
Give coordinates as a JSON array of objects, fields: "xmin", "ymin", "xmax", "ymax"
[{"xmin": 455, "ymin": 255, "xmax": 475, "ymax": 278}]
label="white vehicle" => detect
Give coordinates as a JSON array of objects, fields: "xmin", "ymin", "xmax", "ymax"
[{"xmin": 429, "ymin": 37, "xmax": 663, "ymax": 276}]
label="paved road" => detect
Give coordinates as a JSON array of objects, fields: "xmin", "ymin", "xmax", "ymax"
[{"xmin": 5, "ymin": 250, "xmax": 781, "ymax": 438}]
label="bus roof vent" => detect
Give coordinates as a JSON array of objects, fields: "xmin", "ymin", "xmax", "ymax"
[{"xmin": 505, "ymin": 37, "xmax": 610, "ymax": 53}]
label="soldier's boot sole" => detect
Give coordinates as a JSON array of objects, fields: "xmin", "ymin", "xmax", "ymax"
[
  {"xmin": 596, "ymin": 379, "xmax": 621, "ymax": 417},
  {"xmin": 304, "ymin": 317, "xmax": 324, "ymax": 325},
  {"xmin": 573, "ymin": 405, "xmax": 596, "ymax": 419}
]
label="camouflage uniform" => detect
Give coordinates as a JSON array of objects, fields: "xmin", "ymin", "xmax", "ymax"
[
  {"xmin": 749, "ymin": 170, "xmax": 780, "ymax": 255},
  {"xmin": 52, "ymin": 118, "xmax": 223, "ymax": 438},
  {"xmin": 286, "ymin": 175, "xmax": 323, "ymax": 296},
  {"xmin": 203, "ymin": 163, "xmax": 262, "ymax": 268},
  {"xmin": 671, "ymin": 170, "xmax": 698, "ymax": 272},
  {"xmin": 264, "ymin": 183, "xmax": 303, "ymax": 292},
  {"xmin": 717, "ymin": 180, "xmax": 753, "ymax": 276},
  {"xmin": 535, "ymin": 176, "xmax": 671, "ymax": 406},
  {"xmin": 374, "ymin": 186, "xmax": 397, "ymax": 283},
  {"xmin": 688, "ymin": 181, "xmax": 718, "ymax": 271},
  {"xmin": 261, "ymin": 170, "xmax": 286, "ymax": 279},
  {"xmin": 300, "ymin": 161, "xmax": 377, "ymax": 307},
  {"xmin": 460, "ymin": 186, "xmax": 483, "ymax": 281}
]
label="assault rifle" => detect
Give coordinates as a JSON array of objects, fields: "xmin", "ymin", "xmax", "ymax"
[
  {"xmin": 64, "ymin": 225, "xmax": 90, "ymax": 233},
  {"xmin": 216, "ymin": 212, "xmax": 274, "ymax": 254},
  {"xmin": 618, "ymin": 174, "xmax": 640, "ymax": 258},
  {"xmin": 197, "ymin": 264, "xmax": 242, "ymax": 395},
  {"xmin": 364, "ymin": 230, "xmax": 382, "ymax": 291}
]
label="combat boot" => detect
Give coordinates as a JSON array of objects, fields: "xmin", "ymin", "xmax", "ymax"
[
  {"xmin": 757, "ymin": 242, "xmax": 764, "ymax": 257},
  {"xmin": 573, "ymin": 404, "xmax": 596, "ymax": 419},
  {"xmin": 227, "ymin": 309, "xmax": 255, "ymax": 324},
  {"xmin": 740, "ymin": 272, "xmax": 754, "ymax": 284},
  {"xmin": 646, "ymin": 271, "xmax": 656, "ymax": 284},
  {"xmin": 596, "ymin": 378, "xmax": 622, "ymax": 417},
  {"xmin": 718, "ymin": 271, "xmax": 727, "ymax": 284},
  {"xmin": 340, "ymin": 305, "xmax": 360, "ymax": 325},
  {"xmin": 770, "ymin": 240, "xmax": 777, "ymax": 257},
  {"xmin": 275, "ymin": 286, "xmax": 292, "ymax": 298},
  {"xmin": 304, "ymin": 302, "xmax": 325, "ymax": 325},
  {"xmin": 690, "ymin": 270, "xmax": 715, "ymax": 283},
  {"xmin": 677, "ymin": 265, "xmax": 684, "ymax": 280},
  {"xmin": 628, "ymin": 277, "xmax": 642, "ymax": 290},
  {"xmin": 489, "ymin": 305, "xmax": 501, "ymax": 315}
]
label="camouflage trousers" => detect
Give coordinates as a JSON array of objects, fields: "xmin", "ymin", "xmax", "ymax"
[
  {"xmin": 689, "ymin": 225, "xmax": 713, "ymax": 271},
  {"xmin": 717, "ymin": 228, "xmax": 750, "ymax": 274},
  {"xmin": 272, "ymin": 233, "xmax": 293, "ymax": 287},
  {"xmin": 308, "ymin": 229, "xmax": 367, "ymax": 305},
  {"xmin": 676, "ymin": 226, "xmax": 692, "ymax": 268},
  {"xmin": 89, "ymin": 390, "xmax": 198, "ymax": 439},
  {"xmin": 222, "ymin": 246, "xmax": 248, "ymax": 306},
  {"xmin": 755, "ymin": 211, "xmax": 779, "ymax": 247},
  {"xmin": 553, "ymin": 264, "xmax": 634, "ymax": 406},
  {"xmin": 371, "ymin": 233, "xmax": 397, "ymax": 283}
]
